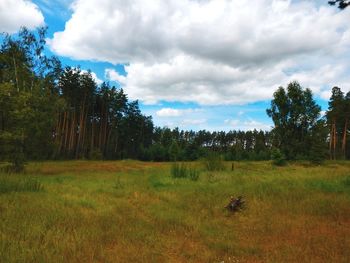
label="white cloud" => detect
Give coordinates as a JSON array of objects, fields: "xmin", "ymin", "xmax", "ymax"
[
  {"xmin": 80, "ymin": 70, "xmax": 103, "ymax": 85},
  {"xmin": 156, "ymin": 107, "xmax": 201, "ymax": 117},
  {"xmin": 242, "ymin": 120, "xmax": 272, "ymax": 131},
  {"xmin": 225, "ymin": 118, "xmax": 272, "ymax": 131},
  {"xmin": 90, "ymin": 72, "xmax": 103, "ymax": 86},
  {"xmin": 49, "ymin": 0, "xmax": 350, "ymax": 105},
  {"xmin": 182, "ymin": 119, "xmax": 207, "ymax": 125},
  {"xmin": 225, "ymin": 119, "xmax": 240, "ymax": 126},
  {"xmin": 105, "ymin": 68, "xmax": 126, "ymax": 84},
  {"xmin": 0, "ymin": 0, "xmax": 44, "ymax": 33},
  {"xmin": 156, "ymin": 108, "xmax": 183, "ymax": 117}
]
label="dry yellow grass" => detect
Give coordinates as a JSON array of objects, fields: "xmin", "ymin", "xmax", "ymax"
[{"xmin": 0, "ymin": 160, "xmax": 349, "ymax": 262}]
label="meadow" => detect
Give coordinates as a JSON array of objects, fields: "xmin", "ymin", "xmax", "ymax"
[{"xmin": 0, "ymin": 160, "xmax": 349, "ymax": 263}]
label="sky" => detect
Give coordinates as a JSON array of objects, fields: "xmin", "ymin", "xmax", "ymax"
[{"xmin": 1, "ymin": 0, "xmax": 349, "ymax": 131}]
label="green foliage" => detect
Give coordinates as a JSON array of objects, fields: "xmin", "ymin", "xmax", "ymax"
[
  {"xmin": 168, "ymin": 140, "xmax": 180, "ymax": 161},
  {"xmin": 326, "ymin": 87, "xmax": 350, "ymax": 160},
  {"xmin": 271, "ymin": 148, "xmax": 287, "ymax": 166},
  {"xmin": 202, "ymin": 153, "xmax": 226, "ymax": 171},
  {"xmin": 267, "ymin": 82, "xmax": 324, "ymax": 160},
  {"xmin": 328, "ymin": 0, "xmax": 350, "ymax": 9},
  {"xmin": 170, "ymin": 162, "xmax": 200, "ymax": 180},
  {"xmin": 308, "ymin": 121, "xmax": 328, "ymax": 165},
  {"xmin": 0, "ymin": 175, "xmax": 43, "ymax": 194},
  {"xmin": 170, "ymin": 162, "xmax": 188, "ymax": 178},
  {"xmin": 114, "ymin": 175, "xmax": 124, "ymax": 189},
  {"xmin": 188, "ymin": 167, "xmax": 200, "ymax": 181}
]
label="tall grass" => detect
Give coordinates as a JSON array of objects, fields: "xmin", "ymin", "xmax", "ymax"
[
  {"xmin": 202, "ymin": 153, "xmax": 226, "ymax": 171},
  {"xmin": 170, "ymin": 162, "xmax": 188, "ymax": 178},
  {"xmin": 170, "ymin": 162, "xmax": 200, "ymax": 180},
  {"xmin": 0, "ymin": 160, "xmax": 349, "ymax": 263},
  {"xmin": 0, "ymin": 175, "xmax": 43, "ymax": 193}
]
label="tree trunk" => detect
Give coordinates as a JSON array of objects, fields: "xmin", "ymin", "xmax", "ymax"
[
  {"xmin": 333, "ymin": 122, "xmax": 337, "ymax": 160},
  {"xmin": 342, "ymin": 118, "xmax": 348, "ymax": 158},
  {"xmin": 329, "ymin": 122, "xmax": 334, "ymax": 160},
  {"xmin": 12, "ymin": 55, "xmax": 19, "ymax": 92},
  {"xmin": 63, "ymin": 111, "xmax": 70, "ymax": 155}
]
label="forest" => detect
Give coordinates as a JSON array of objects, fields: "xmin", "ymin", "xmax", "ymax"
[{"xmin": 0, "ymin": 27, "xmax": 349, "ymax": 171}]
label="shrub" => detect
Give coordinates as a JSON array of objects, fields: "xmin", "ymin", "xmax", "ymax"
[
  {"xmin": 171, "ymin": 162, "xmax": 200, "ymax": 181},
  {"xmin": 202, "ymin": 153, "xmax": 226, "ymax": 171},
  {"xmin": 188, "ymin": 167, "xmax": 200, "ymax": 181},
  {"xmin": 271, "ymin": 148, "xmax": 287, "ymax": 166},
  {"xmin": 114, "ymin": 175, "xmax": 124, "ymax": 189},
  {"xmin": 171, "ymin": 162, "xmax": 188, "ymax": 178}
]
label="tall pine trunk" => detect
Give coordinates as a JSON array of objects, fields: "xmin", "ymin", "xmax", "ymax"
[{"xmin": 342, "ymin": 118, "xmax": 348, "ymax": 158}]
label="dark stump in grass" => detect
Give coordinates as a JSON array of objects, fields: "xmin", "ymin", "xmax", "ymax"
[{"xmin": 225, "ymin": 196, "xmax": 245, "ymax": 213}]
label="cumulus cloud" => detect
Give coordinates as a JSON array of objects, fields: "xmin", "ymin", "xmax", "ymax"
[
  {"xmin": 49, "ymin": 0, "xmax": 350, "ymax": 105},
  {"xmin": 105, "ymin": 68, "xmax": 126, "ymax": 85},
  {"xmin": 182, "ymin": 119, "xmax": 207, "ymax": 125},
  {"xmin": 225, "ymin": 119, "xmax": 272, "ymax": 131},
  {"xmin": 0, "ymin": 0, "xmax": 44, "ymax": 33},
  {"xmin": 81, "ymin": 70, "xmax": 103, "ymax": 85}
]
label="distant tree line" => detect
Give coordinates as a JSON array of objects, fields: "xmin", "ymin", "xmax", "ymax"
[
  {"xmin": 0, "ymin": 28, "xmax": 349, "ymax": 170},
  {"xmin": 140, "ymin": 128, "xmax": 272, "ymax": 161},
  {"xmin": 0, "ymin": 28, "xmax": 153, "ymax": 164}
]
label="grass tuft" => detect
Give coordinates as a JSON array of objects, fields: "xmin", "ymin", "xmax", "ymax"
[
  {"xmin": 202, "ymin": 153, "xmax": 226, "ymax": 171},
  {"xmin": 170, "ymin": 162, "xmax": 188, "ymax": 178},
  {"xmin": 0, "ymin": 175, "xmax": 43, "ymax": 194},
  {"xmin": 170, "ymin": 162, "xmax": 200, "ymax": 181}
]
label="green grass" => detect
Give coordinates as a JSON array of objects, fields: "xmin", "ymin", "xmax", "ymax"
[
  {"xmin": 0, "ymin": 175, "xmax": 43, "ymax": 193},
  {"xmin": 0, "ymin": 160, "xmax": 349, "ymax": 262}
]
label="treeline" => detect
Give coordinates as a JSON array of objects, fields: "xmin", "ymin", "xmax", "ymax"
[
  {"xmin": 0, "ymin": 28, "xmax": 272, "ymax": 165},
  {"xmin": 0, "ymin": 28, "xmax": 153, "ymax": 163},
  {"xmin": 54, "ymin": 69, "xmax": 153, "ymax": 160},
  {"xmin": 267, "ymin": 82, "xmax": 349, "ymax": 162},
  {"xmin": 0, "ymin": 28, "xmax": 349, "ymax": 170},
  {"xmin": 140, "ymin": 128, "xmax": 272, "ymax": 161}
]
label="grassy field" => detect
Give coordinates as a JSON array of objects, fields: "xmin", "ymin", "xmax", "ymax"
[{"xmin": 0, "ymin": 160, "xmax": 349, "ymax": 263}]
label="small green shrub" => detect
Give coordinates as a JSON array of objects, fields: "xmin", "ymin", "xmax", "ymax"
[
  {"xmin": 0, "ymin": 176, "xmax": 43, "ymax": 194},
  {"xmin": 171, "ymin": 162, "xmax": 200, "ymax": 181},
  {"xmin": 171, "ymin": 162, "xmax": 188, "ymax": 178},
  {"xmin": 271, "ymin": 148, "xmax": 287, "ymax": 166},
  {"xmin": 343, "ymin": 176, "xmax": 350, "ymax": 187},
  {"xmin": 188, "ymin": 167, "xmax": 200, "ymax": 181},
  {"xmin": 114, "ymin": 175, "xmax": 124, "ymax": 189},
  {"xmin": 202, "ymin": 153, "xmax": 225, "ymax": 171}
]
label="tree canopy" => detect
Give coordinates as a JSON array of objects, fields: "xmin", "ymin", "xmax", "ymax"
[
  {"xmin": 266, "ymin": 81, "xmax": 327, "ymax": 161},
  {"xmin": 328, "ymin": 0, "xmax": 350, "ymax": 9}
]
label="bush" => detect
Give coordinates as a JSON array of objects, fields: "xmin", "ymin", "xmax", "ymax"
[
  {"xmin": 170, "ymin": 162, "xmax": 200, "ymax": 181},
  {"xmin": 188, "ymin": 167, "xmax": 200, "ymax": 181},
  {"xmin": 271, "ymin": 148, "xmax": 287, "ymax": 166},
  {"xmin": 171, "ymin": 162, "xmax": 188, "ymax": 178},
  {"xmin": 0, "ymin": 176, "xmax": 43, "ymax": 194},
  {"xmin": 202, "ymin": 153, "xmax": 226, "ymax": 171}
]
